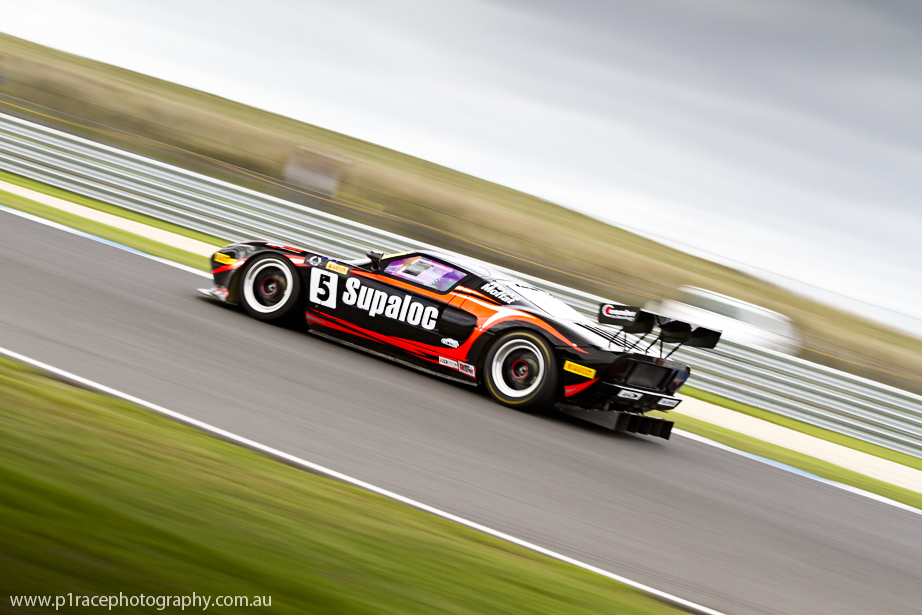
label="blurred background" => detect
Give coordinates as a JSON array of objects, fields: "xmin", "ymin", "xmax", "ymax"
[{"xmin": 0, "ymin": 0, "xmax": 921, "ymax": 391}]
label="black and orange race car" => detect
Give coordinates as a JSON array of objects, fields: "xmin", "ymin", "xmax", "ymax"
[{"xmin": 200, "ymin": 242, "xmax": 721, "ymax": 440}]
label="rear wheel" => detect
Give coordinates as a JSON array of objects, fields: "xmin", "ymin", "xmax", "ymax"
[
  {"xmin": 483, "ymin": 331, "xmax": 559, "ymax": 412},
  {"xmin": 240, "ymin": 255, "xmax": 303, "ymax": 322}
]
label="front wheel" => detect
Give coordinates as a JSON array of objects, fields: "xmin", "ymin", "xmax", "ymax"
[
  {"xmin": 239, "ymin": 254, "xmax": 303, "ymax": 322},
  {"xmin": 483, "ymin": 331, "xmax": 559, "ymax": 413}
]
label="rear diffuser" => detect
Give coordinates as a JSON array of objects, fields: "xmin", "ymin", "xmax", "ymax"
[{"xmin": 556, "ymin": 406, "xmax": 673, "ymax": 440}]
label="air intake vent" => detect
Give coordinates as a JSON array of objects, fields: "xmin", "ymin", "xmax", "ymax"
[{"xmin": 625, "ymin": 363, "xmax": 671, "ymax": 390}]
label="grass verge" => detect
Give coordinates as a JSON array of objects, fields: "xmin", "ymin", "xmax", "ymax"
[
  {"xmin": 0, "ymin": 188, "xmax": 215, "ymax": 272},
  {"xmin": 681, "ymin": 387, "xmax": 922, "ymax": 473},
  {"xmin": 0, "ymin": 356, "xmax": 689, "ymax": 614}
]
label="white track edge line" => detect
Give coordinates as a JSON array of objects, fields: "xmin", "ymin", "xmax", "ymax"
[
  {"xmin": 0, "ymin": 203, "xmax": 211, "ymax": 278},
  {"xmin": 4, "ymin": 199, "xmax": 921, "ymax": 516},
  {"xmin": 0, "ymin": 345, "xmax": 726, "ymax": 615}
]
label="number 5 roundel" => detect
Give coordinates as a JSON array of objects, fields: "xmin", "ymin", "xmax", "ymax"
[{"xmin": 309, "ymin": 268, "xmax": 339, "ymax": 308}]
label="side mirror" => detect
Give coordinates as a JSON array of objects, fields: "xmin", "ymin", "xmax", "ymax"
[{"xmin": 366, "ymin": 250, "xmax": 384, "ymax": 272}]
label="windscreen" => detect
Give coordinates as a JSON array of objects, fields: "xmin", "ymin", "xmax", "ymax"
[{"xmin": 384, "ymin": 256, "xmax": 466, "ymax": 291}]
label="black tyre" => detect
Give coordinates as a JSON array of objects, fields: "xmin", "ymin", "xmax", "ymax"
[
  {"xmin": 239, "ymin": 254, "xmax": 303, "ymax": 322},
  {"xmin": 483, "ymin": 331, "xmax": 559, "ymax": 412}
]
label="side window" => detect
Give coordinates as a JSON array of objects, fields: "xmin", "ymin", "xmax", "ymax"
[{"xmin": 383, "ymin": 256, "xmax": 466, "ymax": 292}]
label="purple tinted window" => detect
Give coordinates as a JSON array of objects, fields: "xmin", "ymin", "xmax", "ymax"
[{"xmin": 383, "ymin": 256, "xmax": 466, "ymax": 291}]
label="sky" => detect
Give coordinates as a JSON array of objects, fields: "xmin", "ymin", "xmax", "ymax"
[{"xmin": 2, "ymin": 0, "xmax": 921, "ymax": 336}]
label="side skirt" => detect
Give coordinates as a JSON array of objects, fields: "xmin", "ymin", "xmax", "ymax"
[{"xmin": 307, "ymin": 329, "xmax": 478, "ymax": 387}]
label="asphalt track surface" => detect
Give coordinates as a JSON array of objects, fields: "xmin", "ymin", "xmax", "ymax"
[{"xmin": 2, "ymin": 211, "xmax": 921, "ymax": 615}]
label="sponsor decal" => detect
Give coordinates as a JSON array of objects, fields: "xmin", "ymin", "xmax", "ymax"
[
  {"xmin": 213, "ymin": 252, "xmax": 237, "ymax": 265},
  {"xmin": 601, "ymin": 304, "xmax": 637, "ymax": 321},
  {"xmin": 441, "ymin": 337, "xmax": 460, "ymax": 348},
  {"xmin": 325, "ymin": 261, "xmax": 350, "ymax": 275},
  {"xmin": 440, "ymin": 357, "xmax": 476, "ymax": 377},
  {"xmin": 439, "ymin": 357, "xmax": 460, "ymax": 369},
  {"xmin": 657, "ymin": 398, "xmax": 680, "ymax": 408},
  {"xmin": 617, "ymin": 390, "xmax": 644, "ymax": 400},
  {"xmin": 563, "ymin": 360, "xmax": 597, "ymax": 379},
  {"xmin": 480, "ymin": 281, "xmax": 517, "ymax": 304},
  {"xmin": 340, "ymin": 277, "xmax": 440, "ymax": 330},
  {"xmin": 307, "ymin": 255, "xmax": 323, "ymax": 267}
]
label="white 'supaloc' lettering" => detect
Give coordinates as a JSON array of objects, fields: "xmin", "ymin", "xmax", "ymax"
[{"xmin": 335, "ymin": 277, "xmax": 439, "ymax": 331}]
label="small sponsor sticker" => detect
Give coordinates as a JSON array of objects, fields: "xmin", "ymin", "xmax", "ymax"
[
  {"xmin": 307, "ymin": 255, "xmax": 323, "ymax": 266},
  {"xmin": 617, "ymin": 390, "xmax": 643, "ymax": 400},
  {"xmin": 441, "ymin": 338, "xmax": 460, "ymax": 348},
  {"xmin": 325, "ymin": 261, "xmax": 350, "ymax": 275},
  {"xmin": 213, "ymin": 252, "xmax": 237, "ymax": 265},
  {"xmin": 601, "ymin": 304, "xmax": 638, "ymax": 321},
  {"xmin": 480, "ymin": 282, "xmax": 518, "ymax": 304},
  {"xmin": 438, "ymin": 357, "xmax": 476, "ymax": 377},
  {"xmin": 657, "ymin": 398, "xmax": 680, "ymax": 408},
  {"xmin": 563, "ymin": 361, "xmax": 597, "ymax": 379}
]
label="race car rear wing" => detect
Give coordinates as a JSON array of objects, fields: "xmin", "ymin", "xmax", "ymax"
[{"xmin": 597, "ymin": 303, "xmax": 721, "ymax": 355}]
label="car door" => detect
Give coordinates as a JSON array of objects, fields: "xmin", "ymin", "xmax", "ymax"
[{"xmin": 306, "ymin": 254, "xmax": 474, "ymax": 357}]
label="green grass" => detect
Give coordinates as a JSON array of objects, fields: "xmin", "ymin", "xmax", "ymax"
[
  {"xmin": 0, "ymin": 357, "xmax": 687, "ymax": 614},
  {"xmin": 0, "ymin": 188, "xmax": 215, "ymax": 272},
  {"xmin": 649, "ymin": 410, "xmax": 922, "ymax": 510},
  {"xmin": 1, "ymin": 31, "xmax": 921, "ymax": 393},
  {"xmin": 681, "ymin": 387, "xmax": 922, "ymax": 473}
]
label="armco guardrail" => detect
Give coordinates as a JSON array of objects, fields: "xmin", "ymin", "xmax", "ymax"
[{"xmin": 3, "ymin": 110, "xmax": 922, "ymax": 458}]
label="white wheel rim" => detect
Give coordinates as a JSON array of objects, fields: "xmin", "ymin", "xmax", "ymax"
[
  {"xmin": 491, "ymin": 338, "xmax": 545, "ymax": 398},
  {"xmin": 242, "ymin": 258, "xmax": 294, "ymax": 314}
]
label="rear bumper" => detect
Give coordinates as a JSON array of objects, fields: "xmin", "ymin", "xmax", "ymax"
[
  {"xmin": 596, "ymin": 382, "xmax": 682, "ymax": 411},
  {"xmin": 556, "ymin": 405, "xmax": 674, "ymax": 439}
]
